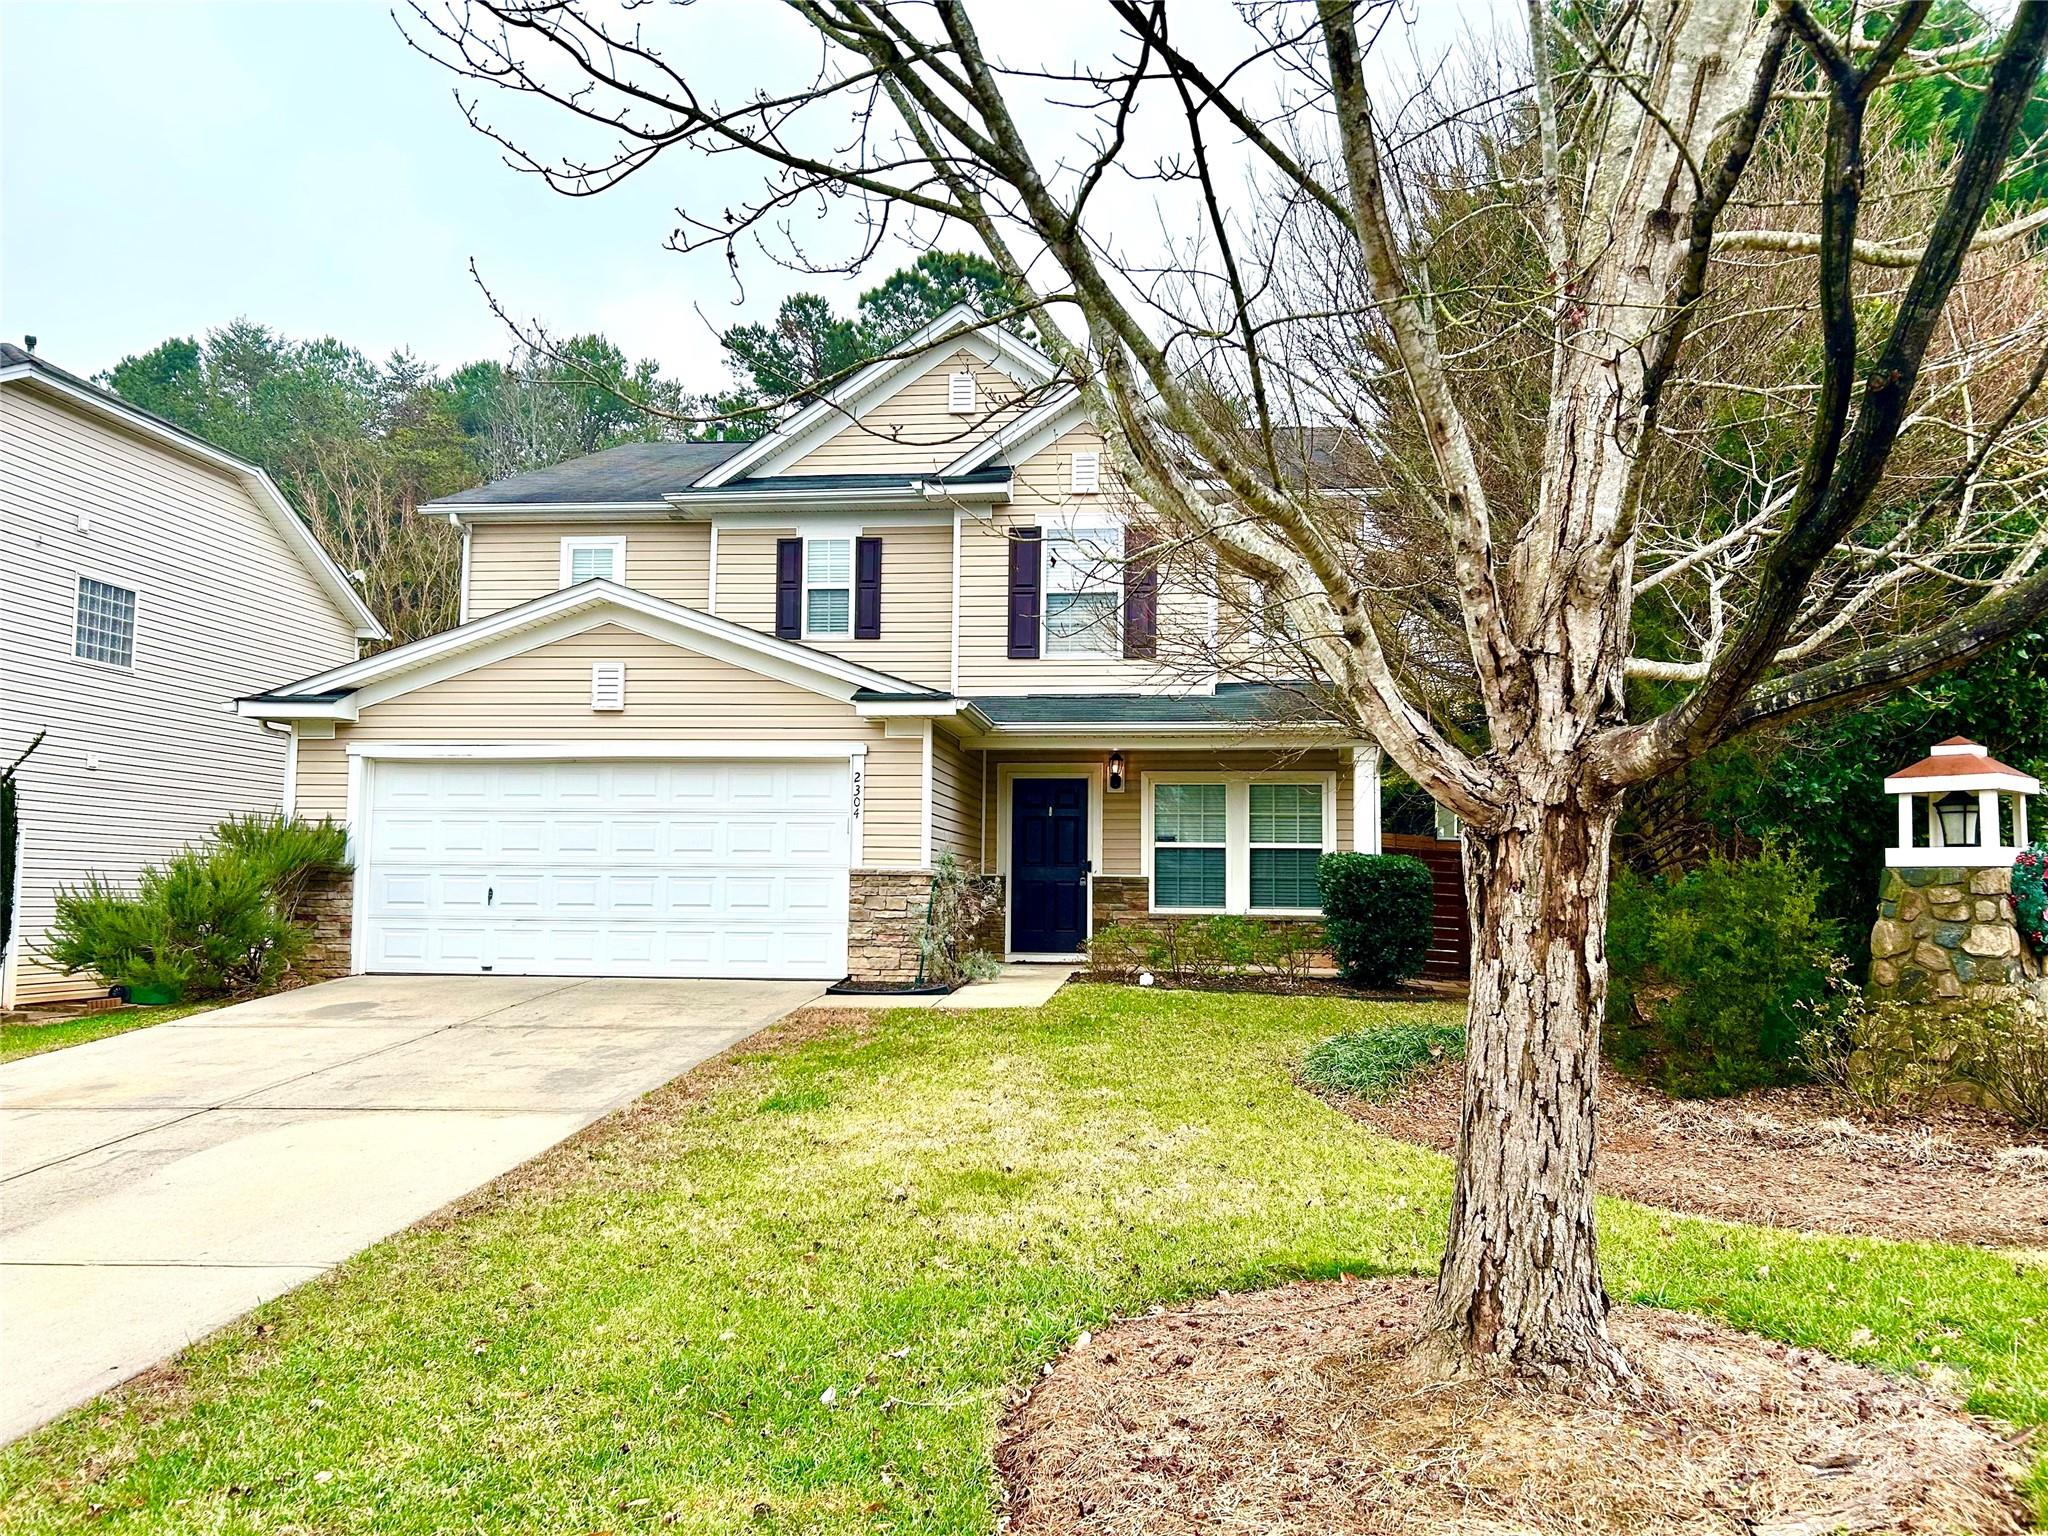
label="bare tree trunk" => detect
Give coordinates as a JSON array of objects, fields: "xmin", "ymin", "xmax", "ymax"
[{"xmin": 1431, "ymin": 787, "xmax": 1633, "ymax": 1390}]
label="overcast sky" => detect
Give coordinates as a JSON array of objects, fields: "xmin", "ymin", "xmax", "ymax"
[{"xmin": 1, "ymin": 1, "xmax": 1502, "ymax": 393}]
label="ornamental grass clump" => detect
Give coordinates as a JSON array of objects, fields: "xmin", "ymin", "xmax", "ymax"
[
  {"xmin": 1301, "ymin": 1019, "xmax": 1466, "ymax": 1101},
  {"xmin": 42, "ymin": 815, "xmax": 349, "ymax": 1003}
]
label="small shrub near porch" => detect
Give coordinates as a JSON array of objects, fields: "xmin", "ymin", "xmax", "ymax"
[
  {"xmin": 1317, "ymin": 852, "xmax": 1435, "ymax": 987},
  {"xmin": 42, "ymin": 815, "xmax": 350, "ymax": 1004}
]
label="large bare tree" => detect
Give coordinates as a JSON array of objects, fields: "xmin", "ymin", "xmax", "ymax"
[{"xmin": 407, "ymin": 0, "xmax": 2048, "ymax": 1389}]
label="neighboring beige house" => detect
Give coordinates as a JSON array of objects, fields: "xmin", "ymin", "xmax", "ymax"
[
  {"xmin": 239, "ymin": 308, "xmax": 1385, "ymax": 983},
  {"xmin": 1, "ymin": 343, "xmax": 384, "ymax": 1007}
]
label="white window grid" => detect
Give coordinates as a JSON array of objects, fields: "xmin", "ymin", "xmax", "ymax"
[
  {"xmin": 559, "ymin": 536, "xmax": 625, "ymax": 587},
  {"xmin": 1044, "ymin": 526, "xmax": 1120, "ymax": 657},
  {"xmin": 1248, "ymin": 782, "xmax": 1325, "ymax": 910},
  {"xmin": 73, "ymin": 576, "xmax": 137, "ymax": 668},
  {"xmin": 805, "ymin": 536, "xmax": 853, "ymax": 636},
  {"xmin": 1143, "ymin": 774, "xmax": 1337, "ymax": 916}
]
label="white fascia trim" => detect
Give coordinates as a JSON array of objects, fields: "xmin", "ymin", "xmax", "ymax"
[
  {"xmin": 941, "ymin": 389, "xmax": 1085, "ymax": 477},
  {"xmin": 981, "ymin": 720, "xmax": 1346, "ymax": 737},
  {"xmin": 1884, "ymin": 772, "xmax": 2041, "ymax": 794},
  {"xmin": 346, "ymin": 740, "xmax": 870, "ymax": 761},
  {"xmin": 244, "ymin": 580, "xmax": 931, "ymax": 708},
  {"xmin": 697, "ymin": 304, "xmax": 1060, "ymax": 487},
  {"xmin": 960, "ymin": 728, "xmax": 1353, "ymax": 753},
  {"xmin": 237, "ymin": 697, "xmax": 359, "ymax": 722},
  {"xmin": 2, "ymin": 368, "xmax": 385, "ymax": 640},
  {"xmin": 669, "ymin": 482, "xmax": 1008, "ymax": 517}
]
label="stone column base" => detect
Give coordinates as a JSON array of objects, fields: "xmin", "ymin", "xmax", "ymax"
[{"xmin": 1869, "ymin": 865, "xmax": 2042, "ymax": 1001}]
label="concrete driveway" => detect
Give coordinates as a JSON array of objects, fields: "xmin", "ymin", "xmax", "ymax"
[{"xmin": 0, "ymin": 974, "xmax": 821, "ymax": 1442}]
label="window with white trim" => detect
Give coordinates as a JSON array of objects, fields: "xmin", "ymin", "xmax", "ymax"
[
  {"xmin": 1249, "ymin": 783, "xmax": 1323, "ymax": 910},
  {"xmin": 1148, "ymin": 775, "xmax": 1334, "ymax": 914},
  {"xmin": 1152, "ymin": 783, "xmax": 1227, "ymax": 909},
  {"xmin": 559, "ymin": 536, "xmax": 625, "ymax": 587},
  {"xmin": 1044, "ymin": 526, "xmax": 1120, "ymax": 656},
  {"xmin": 804, "ymin": 536, "xmax": 853, "ymax": 636},
  {"xmin": 74, "ymin": 577, "xmax": 136, "ymax": 668}
]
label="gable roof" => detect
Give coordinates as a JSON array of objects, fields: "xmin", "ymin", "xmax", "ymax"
[
  {"xmin": 237, "ymin": 579, "xmax": 945, "ymax": 722},
  {"xmin": 430, "ymin": 440, "xmax": 748, "ymax": 509},
  {"xmin": 692, "ymin": 303, "xmax": 1062, "ymax": 488},
  {"xmin": 0, "ymin": 343, "xmax": 385, "ymax": 640}
]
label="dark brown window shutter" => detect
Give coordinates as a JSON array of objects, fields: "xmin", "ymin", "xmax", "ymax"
[
  {"xmin": 1122, "ymin": 526, "xmax": 1158, "ymax": 659},
  {"xmin": 774, "ymin": 537, "xmax": 802, "ymax": 639},
  {"xmin": 1007, "ymin": 527, "xmax": 1042, "ymax": 660},
  {"xmin": 854, "ymin": 536, "xmax": 882, "ymax": 640}
]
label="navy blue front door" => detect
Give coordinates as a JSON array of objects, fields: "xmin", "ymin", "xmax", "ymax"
[{"xmin": 1011, "ymin": 778, "xmax": 1089, "ymax": 953}]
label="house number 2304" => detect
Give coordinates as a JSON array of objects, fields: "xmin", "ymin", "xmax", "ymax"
[{"xmin": 850, "ymin": 768, "xmax": 863, "ymax": 818}]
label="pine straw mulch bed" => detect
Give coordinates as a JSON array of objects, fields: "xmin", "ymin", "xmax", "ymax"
[
  {"xmin": 998, "ymin": 1276, "xmax": 2035, "ymax": 1536},
  {"xmin": 1077, "ymin": 971, "xmax": 1469, "ymax": 1002},
  {"xmin": 1331, "ymin": 1060, "xmax": 2048, "ymax": 1252}
]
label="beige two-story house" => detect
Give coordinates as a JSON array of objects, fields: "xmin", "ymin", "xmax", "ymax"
[
  {"xmin": 237, "ymin": 309, "xmax": 1384, "ymax": 983},
  {"xmin": 2, "ymin": 344, "xmax": 384, "ymax": 1007}
]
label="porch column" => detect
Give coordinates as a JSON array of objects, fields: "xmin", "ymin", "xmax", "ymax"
[{"xmin": 1351, "ymin": 745, "xmax": 1382, "ymax": 855}]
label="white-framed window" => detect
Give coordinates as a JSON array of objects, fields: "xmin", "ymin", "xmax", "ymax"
[
  {"xmin": 804, "ymin": 535, "xmax": 853, "ymax": 636},
  {"xmin": 73, "ymin": 576, "xmax": 137, "ymax": 668},
  {"xmin": 947, "ymin": 370, "xmax": 977, "ymax": 414},
  {"xmin": 1151, "ymin": 782, "xmax": 1227, "ymax": 910},
  {"xmin": 1145, "ymin": 773, "xmax": 1336, "ymax": 915},
  {"xmin": 559, "ymin": 536, "xmax": 625, "ymax": 587},
  {"xmin": 1248, "ymin": 782, "xmax": 1324, "ymax": 910},
  {"xmin": 1069, "ymin": 450, "xmax": 1101, "ymax": 494},
  {"xmin": 1044, "ymin": 526, "xmax": 1120, "ymax": 656}
]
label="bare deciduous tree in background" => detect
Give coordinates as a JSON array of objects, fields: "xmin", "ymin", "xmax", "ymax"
[{"xmin": 406, "ymin": 0, "xmax": 2048, "ymax": 1390}]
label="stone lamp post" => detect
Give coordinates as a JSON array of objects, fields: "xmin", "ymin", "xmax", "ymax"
[{"xmin": 1870, "ymin": 737, "xmax": 2042, "ymax": 1000}]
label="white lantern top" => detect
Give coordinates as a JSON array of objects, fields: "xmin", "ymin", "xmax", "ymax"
[{"xmin": 1884, "ymin": 737, "xmax": 2038, "ymax": 867}]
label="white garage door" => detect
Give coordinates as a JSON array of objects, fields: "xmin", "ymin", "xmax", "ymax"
[{"xmin": 360, "ymin": 757, "xmax": 852, "ymax": 979}]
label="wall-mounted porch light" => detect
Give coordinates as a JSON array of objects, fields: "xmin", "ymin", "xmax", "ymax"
[{"xmin": 1107, "ymin": 749, "xmax": 1126, "ymax": 792}]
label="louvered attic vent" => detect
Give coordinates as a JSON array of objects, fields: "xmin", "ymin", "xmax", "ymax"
[
  {"xmin": 590, "ymin": 662, "xmax": 626, "ymax": 711},
  {"xmin": 948, "ymin": 370, "xmax": 976, "ymax": 414}
]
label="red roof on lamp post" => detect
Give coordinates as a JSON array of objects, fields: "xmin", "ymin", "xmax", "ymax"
[{"xmin": 1883, "ymin": 737, "xmax": 2041, "ymax": 796}]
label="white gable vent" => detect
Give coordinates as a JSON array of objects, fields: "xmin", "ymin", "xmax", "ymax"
[
  {"xmin": 1069, "ymin": 450, "xmax": 1101, "ymax": 495},
  {"xmin": 947, "ymin": 370, "xmax": 976, "ymax": 414},
  {"xmin": 590, "ymin": 661, "xmax": 626, "ymax": 712}
]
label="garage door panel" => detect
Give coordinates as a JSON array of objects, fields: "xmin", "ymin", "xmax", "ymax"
[{"xmin": 361, "ymin": 758, "xmax": 853, "ymax": 979}]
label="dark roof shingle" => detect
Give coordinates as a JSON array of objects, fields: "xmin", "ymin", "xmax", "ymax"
[{"xmin": 431, "ymin": 440, "xmax": 750, "ymax": 506}]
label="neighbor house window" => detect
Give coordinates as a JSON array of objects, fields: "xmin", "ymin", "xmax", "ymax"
[
  {"xmin": 559, "ymin": 536, "xmax": 625, "ymax": 587},
  {"xmin": 1152, "ymin": 782, "xmax": 1227, "ymax": 909},
  {"xmin": 1149, "ymin": 775, "xmax": 1334, "ymax": 914},
  {"xmin": 73, "ymin": 577, "xmax": 136, "ymax": 668},
  {"xmin": 1249, "ymin": 782, "xmax": 1324, "ymax": 910},
  {"xmin": 804, "ymin": 537, "xmax": 853, "ymax": 636},
  {"xmin": 1044, "ymin": 527, "xmax": 1119, "ymax": 656}
]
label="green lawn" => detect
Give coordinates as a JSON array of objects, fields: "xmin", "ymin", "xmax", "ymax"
[
  {"xmin": 0, "ymin": 1002, "xmax": 213, "ymax": 1063},
  {"xmin": 2, "ymin": 985, "xmax": 2041, "ymax": 1532}
]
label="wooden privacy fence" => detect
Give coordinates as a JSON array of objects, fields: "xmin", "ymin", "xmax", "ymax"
[{"xmin": 1382, "ymin": 834, "xmax": 1471, "ymax": 981}]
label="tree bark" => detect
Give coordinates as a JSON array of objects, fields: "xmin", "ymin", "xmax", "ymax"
[{"xmin": 1430, "ymin": 788, "xmax": 1633, "ymax": 1390}]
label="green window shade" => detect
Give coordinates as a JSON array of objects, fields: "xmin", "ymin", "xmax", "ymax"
[
  {"xmin": 1154, "ymin": 783, "xmax": 1226, "ymax": 844},
  {"xmin": 1250, "ymin": 847, "xmax": 1321, "ymax": 910},
  {"xmin": 1156, "ymin": 847, "xmax": 1225, "ymax": 908},
  {"xmin": 1249, "ymin": 782, "xmax": 1322, "ymax": 843}
]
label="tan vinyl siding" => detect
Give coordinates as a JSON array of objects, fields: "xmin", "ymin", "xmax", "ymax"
[
  {"xmin": 957, "ymin": 425, "xmax": 1212, "ymax": 695},
  {"xmin": 981, "ymin": 749, "xmax": 1352, "ymax": 875},
  {"xmin": 785, "ymin": 351, "xmax": 1027, "ymax": 476},
  {"xmin": 712, "ymin": 522, "xmax": 953, "ymax": 689},
  {"xmin": 291, "ymin": 625, "xmax": 926, "ymax": 869},
  {"xmin": 465, "ymin": 521, "xmax": 709, "ymax": 618},
  {"xmin": 930, "ymin": 728, "xmax": 982, "ymax": 865},
  {"xmin": 0, "ymin": 386, "xmax": 360, "ymax": 1005}
]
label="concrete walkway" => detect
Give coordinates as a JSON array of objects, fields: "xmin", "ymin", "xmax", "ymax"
[{"xmin": 0, "ymin": 974, "xmax": 820, "ymax": 1442}]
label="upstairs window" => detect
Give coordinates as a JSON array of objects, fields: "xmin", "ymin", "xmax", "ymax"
[
  {"xmin": 804, "ymin": 537, "xmax": 853, "ymax": 636},
  {"xmin": 559, "ymin": 536, "xmax": 625, "ymax": 587},
  {"xmin": 74, "ymin": 576, "xmax": 136, "ymax": 668},
  {"xmin": 1044, "ymin": 527, "xmax": 1120, "ymax": 656}
]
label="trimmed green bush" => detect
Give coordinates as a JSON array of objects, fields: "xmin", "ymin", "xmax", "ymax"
[
  {"xmin": 1606, "ymin": 847, "xmax": 1840, "ymax": 1097},
  {"xmin": 1316, "ymin": 852, "xmax": 1433, "ymax": 987},
  {"xmin": 1301, "ymin": 1020, "xmax": 1465, "ymax": 1100}
]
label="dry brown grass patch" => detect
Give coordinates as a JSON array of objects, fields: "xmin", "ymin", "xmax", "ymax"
[{"xmin": 999, "ymin": 1277, "xmax": 2031, "ymax": 1535}]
